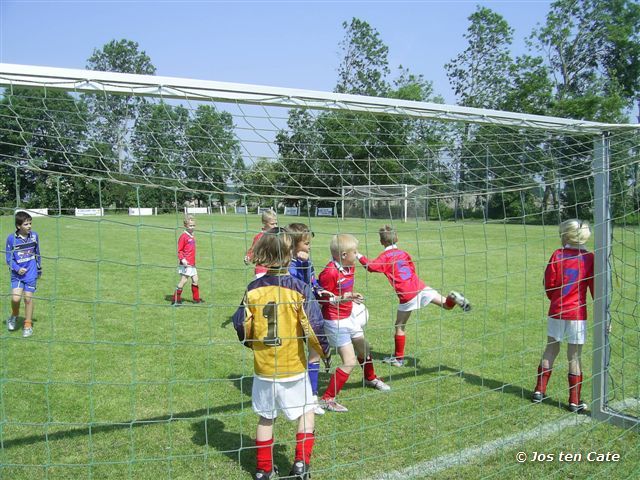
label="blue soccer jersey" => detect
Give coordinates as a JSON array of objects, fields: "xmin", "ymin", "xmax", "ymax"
[
  {"xmin": 288, "ymin": 257, "xmax": 323, "ymax": 298},
  {"xmin": 6, "ymin": 230, "xmax": 41, "ymax": 283}
]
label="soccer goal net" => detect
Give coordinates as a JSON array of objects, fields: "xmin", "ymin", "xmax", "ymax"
[{"xmin": 0, "ymin": 63, "xmax": 638, "ymax": 479}]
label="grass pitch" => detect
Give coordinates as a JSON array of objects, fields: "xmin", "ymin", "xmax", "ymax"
[{"xmin": 1, "ymin": 213, "xmax": 638, "ymax": 479}]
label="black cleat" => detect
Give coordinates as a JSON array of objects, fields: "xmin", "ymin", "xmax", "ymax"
[
  {"xmin": 569, "ymin": 401, "xmax": 587, "ymax": 413},
  {"xmin": 531, "ymin": 391, "xmax": 546, "ymax": 403},
  {"xmin": 192, "ymin": 299, "xmax": 205, "ymax": 304},
  {"xmin": 171, "ymin": 300, "xmax": 182, "ymax": 306},
  {"xmin": 289, "ymin": 460, "xmax": 310, "ymax": 480},
  {"xmin": 255, "ymin": 466, "xmax": 278, "ymax": 479}
]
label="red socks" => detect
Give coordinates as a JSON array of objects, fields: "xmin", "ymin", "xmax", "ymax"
[
  {"xmin": 295, "ymin": 432, "xmax": 314, "ymax": 464},
  {"xmin": 173, "ymin": 288, "xmax": 183, "ymax": 302},
  {"xmin": 535, "ymin": 365, "xmax": 552, "ymax": 394},
  {"xmin": 358, "ymin": 355, "xmax": 377, "ymax": 382},
  {"xmin": 568, "ymin": 373, "xmax": 583, "ymax": 405},
  {"xmin": 191, "ymin": 284, "xmax": 200, "ymax": 301},
  {"xmin": 322, "ymin": 368, "xmax": 350, "ymax": 400},
  {"xmin": 394, "ymin": 335, "xmax": 406, "ymax": 360},
  {"xmin": 256, "ymin": 438, "xmax": 274, "ymax": 472},
  {"xmin": 445, "ymin": 295, "xmax": 456, "ymax": 309}
]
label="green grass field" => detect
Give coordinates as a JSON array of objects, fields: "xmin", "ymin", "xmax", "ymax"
[{"xmin": 0, "ymin": 213, "xmax": 638, "ymax": 479}]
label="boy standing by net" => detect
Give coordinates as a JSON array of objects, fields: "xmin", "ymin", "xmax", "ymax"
[
  {"xmin": 532, "ymin": 219, "xmax": 594, "ymax": 413},
  {"xmin": 318, "ymin": 233, "xmax": 390, "ymax": 413},
  {"xmin": 6, "ymin": 211, "xmax": 42, "ymax": 338},
  {"xmin": 245, "ymin": 210, "xmax": 278, "ymax": 279},
  {"xmin": 357, "ymin": 225, "xmax": 471, "ymax": 367},
  {"xmin": 233, "ymin": 227, "xmax": 330, "ymax": 480},
  {"xmin": 171, "ymin": 215, "xmax": 204, "ymax": 305},
  {"xmin": 287, "ymin": 223, "xmax": 333, "ymax": 415}
]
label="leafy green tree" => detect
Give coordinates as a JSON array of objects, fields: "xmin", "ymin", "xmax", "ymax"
[
  {"xmin": 186, "ymin": 105, "xmax": 243, "ymax": 205},
  {"xmin": 336, "ymin": 17, "xmax": 390, "ymax": 97}
]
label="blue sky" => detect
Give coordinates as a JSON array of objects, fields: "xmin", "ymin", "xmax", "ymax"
[{"xmin": 1, "ymin": 1, "xmax": 553, "ymax": 105}]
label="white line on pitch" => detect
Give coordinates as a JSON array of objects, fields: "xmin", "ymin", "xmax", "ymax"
[{"xmin": 373, "ymin": 398, "xmax": 638, "ymax": 480}]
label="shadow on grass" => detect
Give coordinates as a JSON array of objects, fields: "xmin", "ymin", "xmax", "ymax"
[
  {"xmin": 191, "ymin": 418, "xmax": 289, "ymax": 476},
  {"xmin": 1, "ymin": 399, "xmax": 246, "ymax": 449}
]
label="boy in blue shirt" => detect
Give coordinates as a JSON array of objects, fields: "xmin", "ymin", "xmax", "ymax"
[{"xmin": 6, "ymin": 211, "xmax": 42, "ymax": 337}]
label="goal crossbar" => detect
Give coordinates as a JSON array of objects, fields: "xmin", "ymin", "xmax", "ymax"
[{"xmin": 1, "ymin": 63, "xmax": 638, "ymax": 135}]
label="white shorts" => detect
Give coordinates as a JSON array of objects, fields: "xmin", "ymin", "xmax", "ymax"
[
  {"xmin": 397, "ymin": 287, "xmax": 438, "ymax": 312},
  {"xmin": 178, "ymin": 265, "xmax": 197, "ymax": 277},
  {"xmin": 252, "ymin": 374, "xmax": 315, "ymax": 420},
  {"xmin": 323, "ymin": 302, "xmax": 368, "ymax": 348},
  {"xmin": 547, "ymin": 317, "xmax": 587, "ymax": 345}
]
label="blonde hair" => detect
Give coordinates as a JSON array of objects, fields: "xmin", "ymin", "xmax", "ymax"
[
  {"xmin": 379, "ymin": 225, "xmax": 398, "ymax": 246},
  {"xmin": 183, "ymin": 215, "xmax": 195, "ymax": 226},
  {"xmin": 329, "ymin": 233, "xmax": 359, "ymax": 260},
  {"xmin": 261, "ymin": 210, "xmax": 277, "ymax": 225},
  {"xmin": 287, "ymin": 222, "xmax": 314, "ymax": 247},
  {"xmin": 252, "ymin": 227, "xmax": 292, "ymax": 267},
  {"xmin": 560, "ymin": 219, "xmax": 591, "ymax": 246}
]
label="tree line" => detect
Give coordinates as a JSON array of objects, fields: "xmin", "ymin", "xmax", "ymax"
[{"xmin": 1, "ymin": 0, "xmax": 638, "ymax": 222}]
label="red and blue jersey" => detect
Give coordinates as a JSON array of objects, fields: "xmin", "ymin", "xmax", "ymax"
[
  {"xmin": 318, "ymin": 260, "xmax": 356, "ymax": 320},
  {"xmin": 5, "ymin": 230, "xmax": 41, "ymax": 282},
  {"xmin": 544, "ymin": 247, "xmax": 594, "ymax": 320},
  {"xmin": 177, "ymin": 231, "xmax": 196, "ymax": 266},
  {"xmin": 359, "ymin": 246, "xmax": 426, "ymax": 304}
]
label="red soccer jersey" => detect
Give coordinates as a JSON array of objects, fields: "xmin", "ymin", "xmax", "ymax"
[
  {"xmin": 177, "ymin": 231, "xmax": 196, "ymax": 266},
  {"xmin": 318, "ymin": 260, "xmax": 355, "ymax": 320},
  {"xmin": 246, "ymin": 232, "xmax": 268, "ymax": 275},
  {"xmin": 544, "ymin": 247, "xmax": 594, "ymax": 320},
  {"xmin": 358, "ymin": 246, "xmax": 426, "ymax": 304}
]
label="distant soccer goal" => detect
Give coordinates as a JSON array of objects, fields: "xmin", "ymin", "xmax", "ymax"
[{"xmin": 0, "ymin": 63, "xmax": 638, "ymax": 480}]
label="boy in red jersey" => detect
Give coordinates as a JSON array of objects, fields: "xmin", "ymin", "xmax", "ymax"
[
  {"xmin": 318, "ymin": 233, "xmax": 390, "ymax": 413},
  {"xmin": 244, "ymin": 210, "xmax": 278, "ymax": 279},
  {"xmin": 532, "ymin": 219, "xmax": 594, "ymax": 412},
  {"xmin": 357, "ymin": 225, "xmax": 471, "ymax": 367},
  {"xmin": 233, "ymin": 227, "xmax": 330, "ymax": 480},
  {"xmin": 171, "ymin": 215, "xmax": 204, "ymax": 305}
]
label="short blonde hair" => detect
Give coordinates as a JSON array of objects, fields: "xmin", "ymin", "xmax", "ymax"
[
  {"xmin": 261, "ymin": 210, "xmax": 277, "ymax": 225},
  {"xmin": 560, "ymin": 219, "xmax": 591, "ymax": 246},
  {"xmin": 379, "ymin": 225, "xmax": 398, "ymax": 246},
  {"xmin": 329, "ymin": 233, "xmax": 359, "ymax": 260},
  {"xmin": 183, "ymin": 215, "xmax": 195, "ymax": 226},
  {"xmin": 252, "ymin": 227, "xmax": 292, "ymax": 267}
]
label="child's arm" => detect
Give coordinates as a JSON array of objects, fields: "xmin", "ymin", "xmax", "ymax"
[
  {"xmin": 5, "ymin": 235, "xmax": 21, "ymax": 273},
  {"xmin": 177, "ymin": 235, "xmax": 188, "ymax": 266},
  {"xmin": 301, "ymin": 284, "xmax": 330, "ymax": 360},
  {"xmin": 543, "ymin": 254, "xmax": 560, "ymax": 300},
  {"xmin": 356, "ymin": 251, "xmax": 387, "ymax": 273},
  {"xmin": 232, "ymin": 293, "xmax": 253, "ymax": 348},
  {"xmin": 35, "ymin": 233, "xmax": 42, "ymax": 277}
]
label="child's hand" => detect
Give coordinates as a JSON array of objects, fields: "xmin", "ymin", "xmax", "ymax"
[
  {"xmin": 352, "ymin": 292, "xmax": 365, "ymax": 304},
  {"xmin": 296, "ymin": 251, "xmax": 310, "ymax": 261},
  {"xmin": 17, "ymin": 268, "xmax": 27, "ymax": 276},
  {"xmin": 318, "ymin": 289, "xmax": 334, "ymax": 299},
  {"xmin": 243, "ymin": 255, "xmax": 250, "ymax": 265}
]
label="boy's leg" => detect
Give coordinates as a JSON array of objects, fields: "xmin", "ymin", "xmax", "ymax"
[
  {"xmin": 567, "ymin": 343, "xmax": 585, "ymax": 411},
  {"xmin": 256, "ymin": 416, "xmax": 276, "ymax": 475},
  {"xmin": 191, "ymin": 274, "xmax": 203, "ymax": 303},
  {"xmin": 386, "ymin": 310, "xmax": 411, "ymax": 364},
  {"xmin": 320, "ymin": 343, "xmax": 356, "ymax": 409},
  {"xmin": 533, "ymin": 337, "xmax": 560, "ymax": 401},
  {"xmin": 354, "ymin": 336, "xmax": 390, "ymax": 391},
  {"xmin": 22, "ymin": 291, "xmax": 34, "ymax": 336},
  {"xmin": 432, "ymin": 291, "xmax": 471, "ymax": 311},
  {"xmin": 307, "ymin": 350, "xmax": 321, "ymax": 396},
  {"xmin": 7, "ymin": 287, "xmax": 22, "ymax": 331},
  {"xmin": 292, "ymin": 410, "xmax": 315, "ymax": 478},
  {"xmin": 172, "ymin": 275, "xmax": 189, "ymax": 304}
]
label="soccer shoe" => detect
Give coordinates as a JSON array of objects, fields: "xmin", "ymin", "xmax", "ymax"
[
  {"xmin": 289, "ymin": 460, "xmax": 310, "ymax": 480},
  {"xmin": 531, "ymin": 391, "xmax": 546, "ymax": 403},
  {"xmin": 192, "ymin": 299, "xmax": 205, "ymax": 304},
  {"xmin": 22, "ymin": 327, "xmax": 33, "ymax": 338},
  {"xmin": 254, "ymin": 466, "xmax": 278, "ymax": 480},
  {"xmin": 171, "ymin": 299, "xmax": 183, "ymax": 306},
  {"xmin": 314, "ymin": 404, "xmax": 325, "ymax": 415},
  {"xmin": 320, "ymin": 398, "xmax": 348, "ymax": 413},
  {"xmin": 448, "ymin": 291, "xmax": 472, "ymax": 312},
  {"xmin": 7, "ymin": 315, "xmax": 17, "ymax": 331},
  {"xmin": 382, "ymin": 356, "xmax": 404, "ymax": 367},
  {"xmin": 569, "ymin": 401, "xmax": 588, "ymax": 413},
  {"xmin": 365, "ymin": 377, "xmax": 391, "ymax": 391}
]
